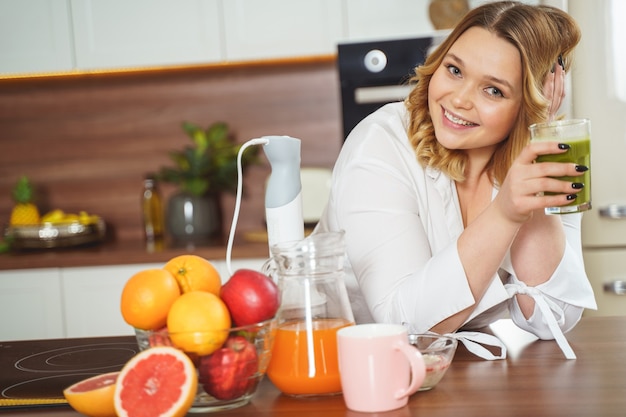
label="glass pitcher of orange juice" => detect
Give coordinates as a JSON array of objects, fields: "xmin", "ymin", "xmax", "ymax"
[{"xmin": 264, "ymin": 230, "xmax": 355, "ymax": 396}]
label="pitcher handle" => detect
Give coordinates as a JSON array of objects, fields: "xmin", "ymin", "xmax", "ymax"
[{"xmin": 261, "ymin": 257, "xmax": 278, "ymax": 283}]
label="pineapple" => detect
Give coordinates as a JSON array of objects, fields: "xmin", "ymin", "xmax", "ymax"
[{"xmin": 10, "ymin": 176, "xmax": 41, "ymax": 226}]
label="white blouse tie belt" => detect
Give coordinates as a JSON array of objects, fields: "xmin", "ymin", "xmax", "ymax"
[
  {"xmin": 444, "ymin": 331, "xmax": 507, "ymax": 361},
  {"xmin": 504, "ymin": 282, "xmax": 577, "ymax": 359}
]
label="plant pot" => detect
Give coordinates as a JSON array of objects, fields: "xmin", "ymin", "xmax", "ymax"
[{"xmin": 166, "ymin": 192, "xmax": 223, "ymax": 246}]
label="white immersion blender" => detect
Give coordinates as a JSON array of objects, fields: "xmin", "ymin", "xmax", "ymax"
[
  {"xmin": 226, "ymin": 135, "xmax": 305, "ymax": 275},
  {"xmin": 262, "ymin": 136, "xmax": 305, "ymax": 250}
]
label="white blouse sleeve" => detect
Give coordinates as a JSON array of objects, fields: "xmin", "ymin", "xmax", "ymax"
[{"xmin": 501, "ymin": 212, "xmax": 597, "ymax": 358}]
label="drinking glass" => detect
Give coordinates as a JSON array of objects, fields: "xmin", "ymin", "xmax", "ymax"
[{"xmin": 529, "ymin": 118, "xmax": 591, "ymax": 214}]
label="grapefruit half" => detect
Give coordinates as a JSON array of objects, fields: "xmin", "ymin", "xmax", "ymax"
[
  {"xmin": 63, "ymin": 371, "xmax": 118, "ymax": 417},
  {"xmin": 114, "ymin": 346, "xmax": 197, "ymax": 417}
]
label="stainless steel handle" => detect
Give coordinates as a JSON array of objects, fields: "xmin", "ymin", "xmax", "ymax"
[
  {"xmin": 599, "ymin": 204, "xmax": 626, "ymax": 219},
  {"xmin": 604, "ymin": 280, "xmax": 626, "ymax": 295}
]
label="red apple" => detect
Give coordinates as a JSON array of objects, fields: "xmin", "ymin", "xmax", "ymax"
[
  {"xmin": 147, "ymin": 327, "xmax": 173, "ymax": 347},
  {"xmin": 199, "ymin": 335, "xmax": 258, "ymax": 400},
  {"xmin": 220, "ymin": 269, "xmax": 279, "ymax": 326}
]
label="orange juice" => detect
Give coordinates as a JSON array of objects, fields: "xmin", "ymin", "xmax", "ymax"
[{"xmin": 267, "ymin": 318, "xmax": 354, "ymax": 396}]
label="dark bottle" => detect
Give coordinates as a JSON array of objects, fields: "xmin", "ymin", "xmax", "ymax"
[{"xmin": 142, "ymin": 175, "xmax": 164, "ymax": 247}]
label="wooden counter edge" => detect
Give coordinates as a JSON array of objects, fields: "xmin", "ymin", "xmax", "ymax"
[{"xmin": 0, "ymin": 239, "xmax": 270, "ymax": 271}]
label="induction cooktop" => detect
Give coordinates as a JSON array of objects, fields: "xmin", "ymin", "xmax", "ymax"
[{"xmin": 0, "ymin": 335, "xmax": 138, "ymax": 409}]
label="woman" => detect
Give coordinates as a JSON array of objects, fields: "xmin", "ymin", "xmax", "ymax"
[{"xmin": 316, "ymin": 1, "xmax": 596, "ymax": 358}]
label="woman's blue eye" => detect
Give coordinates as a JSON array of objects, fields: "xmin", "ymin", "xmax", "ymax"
[
  {"xmin": 486, "ymin": 87, "xmax": 504, "ymax": 97},
  {"xmin": 446, "ymin": 65, "xmax": 461, "ymax": 76}
]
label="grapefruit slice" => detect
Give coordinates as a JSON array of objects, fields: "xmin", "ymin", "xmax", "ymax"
[
  {"xmin": 63, "ymin": 371, "xmax": 118, "ymax": 417},
  {"xmin": 114, "ymin": 346, "xmax": 198, "ymax": 417}
]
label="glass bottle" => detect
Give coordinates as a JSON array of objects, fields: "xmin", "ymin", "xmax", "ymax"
[{"xmin": 142, "ymin": 175, "xmax": 164, "ymax": 249}]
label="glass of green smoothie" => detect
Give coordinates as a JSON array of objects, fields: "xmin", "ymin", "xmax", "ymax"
[{"xmin": 529, "ymin": 119, "xmax": 591, "ymax": 215}]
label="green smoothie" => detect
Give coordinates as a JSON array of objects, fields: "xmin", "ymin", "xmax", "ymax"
[{"xmin": 535, "ymin": 136, "xmax": 591, "ymax": 209}]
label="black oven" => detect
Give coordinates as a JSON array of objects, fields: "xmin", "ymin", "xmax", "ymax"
[{"xmin": 337, "ymin": 36, "xmax": 445, "ymax": 140}]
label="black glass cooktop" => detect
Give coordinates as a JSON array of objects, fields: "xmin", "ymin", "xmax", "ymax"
[{"xmin": 0, "ymin": 335, "xmax": 137, "ymax": 408}]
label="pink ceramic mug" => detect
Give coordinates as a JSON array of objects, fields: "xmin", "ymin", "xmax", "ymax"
[{"xmin": 337, "ymin": 323, "xmax": 426, "ymax": 413}]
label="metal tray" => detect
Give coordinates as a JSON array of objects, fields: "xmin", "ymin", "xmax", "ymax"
[{"xmin": 5, "ymin": 219, "xmax": 106, "ymax": 249}]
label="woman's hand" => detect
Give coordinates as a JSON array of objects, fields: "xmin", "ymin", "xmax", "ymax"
[
  {"xmin": 543, "ymin": 56, "xmax": 566, "ymax": 121},
  {"xmin": 495, "ymin": 141, "xmax": 582, "ymax": 223}
]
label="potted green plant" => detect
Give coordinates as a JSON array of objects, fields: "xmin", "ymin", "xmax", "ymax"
[{"xmin": 158, "ymin": 121, "xmax": 260, "ymax": 245}]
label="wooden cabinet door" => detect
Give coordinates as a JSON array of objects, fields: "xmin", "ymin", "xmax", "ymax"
[{"xmin": 0, "ymin": 268, "xmax": 65, "ymax": 341}]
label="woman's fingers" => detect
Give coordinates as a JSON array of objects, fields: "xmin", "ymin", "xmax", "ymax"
[
  {"xmin": 528, "ymin": 172, "xmax": 584, "ymax": 193},
  {"xmin": 521, "ymin": 140, "xmax": 567, "ymax": 163},
  {"xmin": 543, "ymin": 58, "xmax": 566, "ymax": 121},
  {"xmin": 497, "ymin": 141, "xmax": 585, "ymax": 221}
]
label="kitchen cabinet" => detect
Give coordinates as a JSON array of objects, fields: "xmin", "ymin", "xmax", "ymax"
[
  {"xmin": 0, "ymin": 258, "xmax": 267, "ymax": 341},
  {"xmin": 574, "ymin": 0, "xmax": 626, "ymax": 248},
  {"xmin": 222, "ymin": 0, "xmax": 344, "ymax": 61},
  {"xmin": 0, "ymin": 268, "xmax": 65, "ymax": 341},
  {"xmin": 0, "ymin": 0, "xmax": 439, "ymax": 76},
  {"xmin": 343, "ymin": 0, "xmax": 548, "ymax": 43},
  {"xmin": 70, "ymin": 0, "xmax": 223, "ymax": 70},
  {"xmin": 2, "ymin": 0, "xmax": 552, "ymax": 77},
  {"xmin": 61, "ymin": 263, "xmax": 162, "ymax": 338},
  {"xmin": 571, "ymin": 0, "xmax": 626, "ymax": 316},
  {"xmin": 0, "ymin": 0, "xmax": 74, "ymax": 75},
  {"xmin": 582, "ymin": 249, "xmax": 626, "ymax": 316},
  {"xmin": 344, "ymin": 0, "xmax": 434, "ymax": 42}
]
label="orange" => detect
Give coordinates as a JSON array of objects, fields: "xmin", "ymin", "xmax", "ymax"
[
  {"xmin": 120, "ymin": 269, "xmax": 181, "ymax": 330},
  {"xmin": 166, "ymin": 291, "xmax": 231, "ymax": 356},
  {"xmin": 63, "ymin": 372, "xmax": 118, "ymax": 417},
  {"xmin": 114, "ymin": 346, "xmax": 197, "ymax": 417},
  {"xmin": 164, "ymin": 254, "xmax": 222, "ymax": 295}
]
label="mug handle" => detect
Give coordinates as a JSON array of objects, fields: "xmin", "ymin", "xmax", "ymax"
[{"xmin": 393, "ymin": 341, "xmax": 426, "ymax": 399}]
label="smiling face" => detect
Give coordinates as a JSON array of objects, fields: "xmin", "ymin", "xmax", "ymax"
[{"xmin": 428, "ymin": 26, "xmax": 523, "ymax": 160}]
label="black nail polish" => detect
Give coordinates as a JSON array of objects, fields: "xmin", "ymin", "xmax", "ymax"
[
  {"xmin": 551, "ymin": 63, "xmax": 556, "ymax": 74},
  {"xmin": 558, "ymin": 143, "xmax": 571, "ymax": 150},
  {"xmin": 566, "ymin": 194, "xmax": 577, "ymax": 201},
  {"xmin": 572, "ymin": 182, "xmax": 584, "ymax": 189},
  {"xmin": 575, "ymin": 165, "xmax": 589, "ymax": 172},
  {"xmin": 558, "ymin": 54, "xmax": 565, "ymax": 71}
]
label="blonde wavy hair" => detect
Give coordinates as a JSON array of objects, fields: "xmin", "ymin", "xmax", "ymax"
[{"xmin": 405, "ymin": 1, "xmax": 580, "ymax": 185}]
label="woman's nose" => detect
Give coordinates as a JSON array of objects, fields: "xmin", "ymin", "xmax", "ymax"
[{"xmin": 451, "ymin": 85, "xmax": 473, "ymax": 109}]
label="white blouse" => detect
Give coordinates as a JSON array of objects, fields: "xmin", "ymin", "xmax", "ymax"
[{"xmin": 316, "ymin": 102, "xmax": 597, "ymax": 359}]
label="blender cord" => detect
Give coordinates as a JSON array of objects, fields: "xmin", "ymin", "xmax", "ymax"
[{"xmin": 225, "ymin": 137, "xmax": 270, "ymax": 276}]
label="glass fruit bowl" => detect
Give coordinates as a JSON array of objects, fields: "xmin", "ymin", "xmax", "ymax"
[
  {"xmin": 135, "ymin": 319, "xmax": 276, "ymax": 413},
  {"xmin": 408, "ymin": 333, "xmax": 457, "ymax": 391}
]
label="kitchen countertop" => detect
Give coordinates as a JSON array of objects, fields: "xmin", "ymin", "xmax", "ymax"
[
  {"xmin": 0, "ymin": 239, "xmax": 270, "ymax": 271},
  {"xmin": 3, "ymin": 316, "xmax": 625, "ymax": 417}
]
